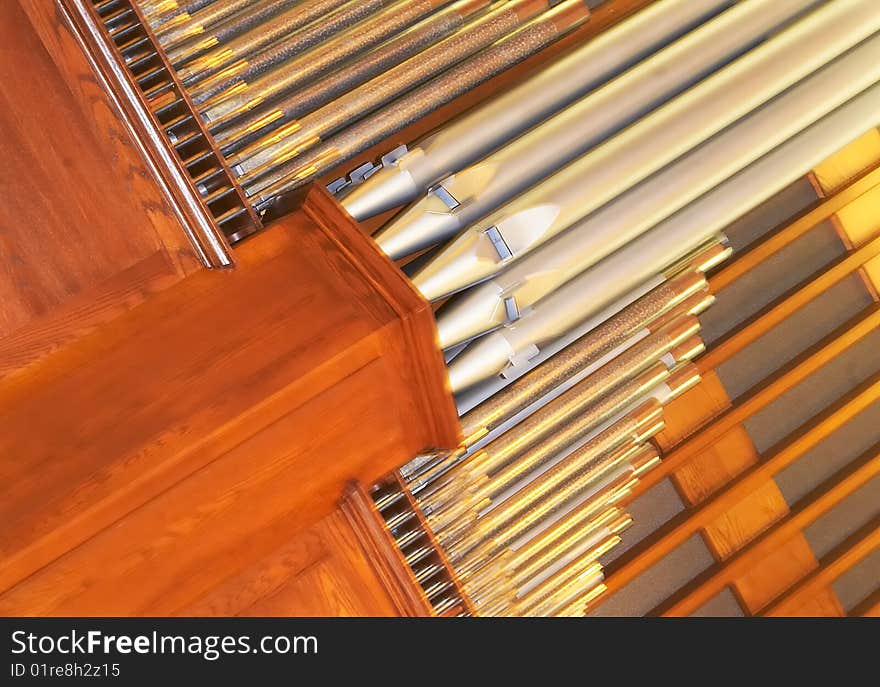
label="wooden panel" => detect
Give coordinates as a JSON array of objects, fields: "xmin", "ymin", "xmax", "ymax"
[
  {"xmin": 181, "ymin": 510, "xmax": 400, "ymax": 617},
  {"xmin": 666, "ymin": 383, "xmax": 822, "ymax": 614},
  {"xmin": 672, "ymin": 425, "xmax": 755, "ymax": 505},
  {"xmin": 635, "ymin": 306, "xmax": 880, "ymax": 498},
  {"xmin": 0, "ymin": 0, "xmax": 202, "ymax": 338},
  {"xmin": 810, "ymin": 129, "xmax": 880, "ymax": 293},
  {"xmin": 602, "ymin": 373, "xmax": 880, "ymax": 609},
  {"xmin": 0, "ymin": 189, "xmax": 460, "ymax": 612},
  {"xmin": 762, "ymin": 518, "xmax": 880, "ymax": 616}
]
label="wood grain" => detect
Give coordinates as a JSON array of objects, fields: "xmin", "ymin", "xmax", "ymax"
[
  {"xmin": 603, "ymin": 372, "xmax": 880, "ymax": 603},
  {"xmin": 761, "ymin": 517, "xmax": 880, "ymax": 617},
  {"xmin": 658, "ymin": 444, "xmax": 880, "ymax": 615},
  {"xmin": 633, "ymin": 305, "xmax": 880, "ymax": 498},
  {"xmin": 0, "ymin": 190, "xmax": 459, "ymax": 613}
]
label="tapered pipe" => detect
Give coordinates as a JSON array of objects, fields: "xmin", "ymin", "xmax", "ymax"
[
  {"xmin": 143, "ymin": 0, "xmax": 218, "ymax": 26},
  {"xmin": 552, "ymin": 583, "xmax": 607, "ymax": 617},
  {"xmin": 458, "ymin": 270, "xmax": 707, "ymax": 444},
  {"xmin": 454, "ymin": 443, "xmax": 651, "ymax": 582},
  {"xmin": 462, "ymin": 507, "xmax": 622, "ymax": 597},
  {"xmin": 373, "ymin": 0, "xmax": 814, "ymax": 258},
  {"xmin": 412, "ymin": 0, "xmax": 880, "ymax": 301},
  {"xmin": 198, "ymin": 0, "xmax": 454, "ymax": 129},
  {"xmin": 185, "ymin": 0, "xmax": 399, "ymax": 100},
  {"xmin": 245, "ymin": 0, "xmax": 595, "ymax": 203},
  {"xmin": 210, "ymin": 0, "xmax": 488, "ymax": 153},
  {"xmin": 510, "ymin": 514, "xmax": 631, "ymax": 596},
  {"xmin": 446, "ymin": 79, "xmax": 880, "ymax": 391},
  {"xmin": 154, "ymin": 0, "xmax": 254, "ymax": 50},
  {"xmin": 512, "ymin": 559, "xmax": 606, "ymax": 617},
  {"xmin": 231, "ymin": 0, "xmax": 556, "ymax": 190},
  {"xmin": 341, "ymin": 0, "xmax": 736, "ymax": 221},
  {"xmin": 422, "ymin": 360, "xmax": 671, "ymax": 514},
  {"xmin": 441, "ymin": 401, "xmax": 664, "ymax": 557},
  {"xmin": 449, "ymin": 457, "xmax": 641, "ymax": 570},
  {"xmin": 399, "ymin": 449, "xmax": 460, "ymax": 483},
  {"xmin": 425, "ymin": 363, "xmax": 671, "ymax": 525},
  {"xmin": 434, "ymin": 33, "xmax": 880, "ymax": 343},
  {"xmin": 470, "ymin": 522, "xmax": 625, "ymax": 612},
  {"xmin": 164, "ymin": 0, "xmax": 307, "ymax": 67}
]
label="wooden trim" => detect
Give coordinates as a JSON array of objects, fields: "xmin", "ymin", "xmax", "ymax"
[
  {"xmin": 656, "ymin": 443, "xmax": 880, "ymax": 616},
  {"xmin": 55, "ymin": 0, "xmax": 233, "ymax": 268},
  {"xmin": 123, "ymin": 0, "xmax": 263, "ymax": 233},
  {"xmin": 850, "ymin": 586, "xmax": 880, "ymax": 617},
  {"xmin": 700, "ymin": 235, "xmax": 880, "ymax": 372},
  {"xmin": 301, "ymin": 186, "xmax": 461, "ymax": 449},
  {"xmin": 601, "ymin": 372, "xmax": 880, "ymax": 601},
  {"xmin": 711, "ymin": 163, "xmax": 880, "ymax": 292},
  {"xmin": 341, "ymin": 483, "xmax": 434, "ymax": 617},
  {"xmin": 760, "ymin": 517, "xmax": 880, "ymax": 616},
  {"xmin": 633, "ymin": 305, "xmax": 880, "ymax": 498}
]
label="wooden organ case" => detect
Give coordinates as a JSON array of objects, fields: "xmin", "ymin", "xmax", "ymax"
[{"xmin": 1, "ymin": 0, "xmax": 878, "ymax": 617}]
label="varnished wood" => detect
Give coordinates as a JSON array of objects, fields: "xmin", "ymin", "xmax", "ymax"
[
  {"xmin": 0, "ymin": 188, "xmax": 459, "ymax": 614},
  {"xmin": 341, "ymin": 483, "xmax": 435, "ymax": 617},
  {"xmin": 657, "ymin": 444, "xmax": 880, "ymax": 616},
  {"xmin": 602, "ymin": 372, "xmax": 880, "ymax": 601},
  {"xmin": 0, "ymin": 0, "xmax": 203, "ymax": 336},
  {"xmin": 181, "ymin": 509, "xmax": 402, "ymax": 617},
  {"xmin": 851, "ymin": 586, "xmax": 880, "ymax": 617},
  {"xmin": 760, "ymin": 517, "xmax": 880, "ymax": 617},
  {"xmin": 633, "ymin": 305, "xmax": 880, "ymax": 498}
]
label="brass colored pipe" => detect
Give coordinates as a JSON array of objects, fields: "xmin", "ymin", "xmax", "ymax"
[
  {"xmin": 245, "ymin": 0, "xmax": 595, "ymax": 199},
  {"xmin": 183, "ymin": 0, "xmax": 396, "ymax": 93},
  {"xmin": 444, "ymin": 419, "xmax": 662, "ymax": 562},
  {"xmin": 552, "ymin": 582, "xmax": 608, "ymax": 617},
  {"xmin": 512, "ymin": 556, "xmax": 606, "ymax": 617},
  {"xmin": 198, "ymin": 0, "xmax": 457, "ymax": 129},
  {"xmin": 232, "ymin": 0, "xmax": 556, "ymax": 186},
  {"xmin": 165, "ymin": 0, "xmax": 320, "ymax": 67},
  {"xmin": 430, "ymin": 361, "xmax": 671, "ymax": 515},
  {"xmin": 155, "ymin": 0, "xmax": 255, "ymax": 50},
  {"xmin": 210, "ymin": 0, "xmax": 488, "ymax": 153},
  {"xmin": 425, "ymin": 360, "xmax": 672, "ymax": 512}
]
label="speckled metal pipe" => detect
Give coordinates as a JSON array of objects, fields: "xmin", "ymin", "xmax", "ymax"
[
  {"xmin": 186, "ymin": 0, "xmax": 400, "ymax": 100},
  {"xmin": 458, "ymin": 270, "xmax": 708, "ymax": 447},
  {"xmin": 231, "ymin": 0, "xmax": 553, "ymax": 192},
  {"xmin": 164, "ymin": 0, "xmax": 306, "ymax": 67},
  {"xmin": 154, "ymin": 0, "xmax": 254, "ymax": 50},
  {"xmin": 244, "ymin": 0, "xmax": 591, "ymax": 204},
  {"xmin": 429, "ymin": 368, "xmax": 670, "ymax": 538},
  {"xmin": 211, "ymin": 0, "xmax": 485, "ymax": 153},
  {"xmin": 199, "ymin": 0, "xmax": 454, "ymax": 130},
  {"xmin": 141, "ymin": 0, "xmax": 219, "ymax": 28},
  {"xmin": 423, "ymin": 362, "xmax": 670, "ymax": 522}
]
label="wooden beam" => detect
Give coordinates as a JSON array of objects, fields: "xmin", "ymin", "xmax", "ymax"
[
  {"xmin": 711, "ymin": 163, "xmax": 880, "ymax": 292},
  {"xmin": 699, "ymin": 235, "xmax": 880, "ymax": 372},
  {"xmin": 601, "ymin": 372, "xmax": 880, "ymax": 600},
  {"xmin": 656, "ymin": 443, "xmax": 880, "ymax": 616},
  {"xmin": 850, "ymin": 586, "xmax": 880, "ymax": 617},
  {"xmin": 760, "ymin": 517, "xmax": 880, "ymax": 616},
  {"xmin": 633, "ymin": 305, "xmax": 880, "ymax": 498}
]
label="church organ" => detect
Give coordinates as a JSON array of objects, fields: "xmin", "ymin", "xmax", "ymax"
[{"xmin": 1, "ymin": 0, "xmax": 878, "ymax": 617}]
